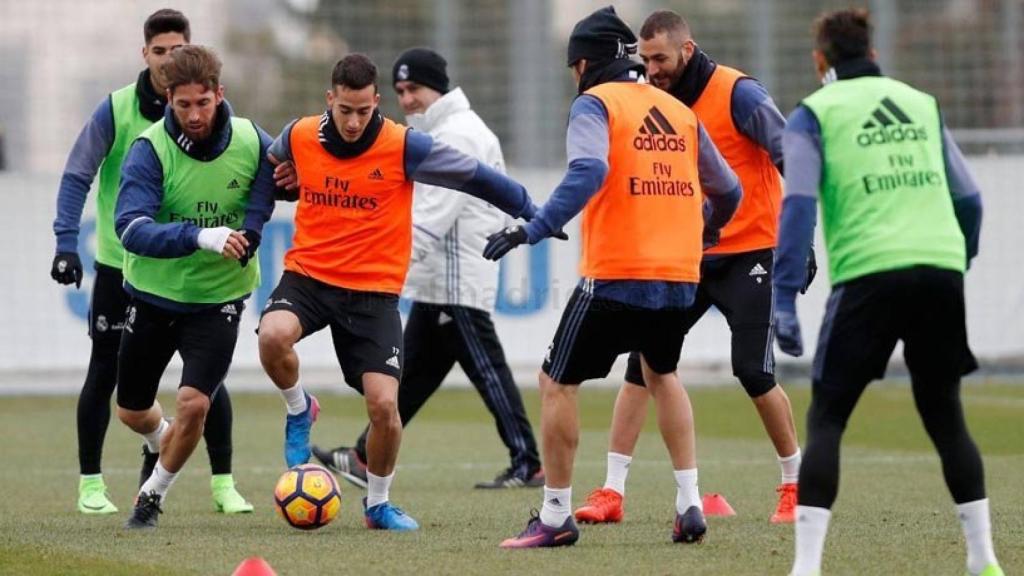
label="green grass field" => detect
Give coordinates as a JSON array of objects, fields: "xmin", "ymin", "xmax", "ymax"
[{"xmin": 1, "ymin": 380, "xmax": 1021, "ymax": 575}]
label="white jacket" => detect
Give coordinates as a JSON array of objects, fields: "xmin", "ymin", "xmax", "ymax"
[{"xmin": 403, "ymin": 87, "xmax": 508, "ymax": 311}]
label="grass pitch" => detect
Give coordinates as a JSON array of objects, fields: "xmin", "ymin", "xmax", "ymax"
[{"xmin": 0, "ymin": 380, "xmax": 1021, "ymax": 575}]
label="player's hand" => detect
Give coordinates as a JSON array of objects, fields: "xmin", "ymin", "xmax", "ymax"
[
  {"xmin": 197, "ymin": 227, "xmax": 248, "ymax": 259},
  {"xmin": 483, "ymin": 225, "xmax": 528, "ymax": 260},
  {"xmin": 774, "ymin": 310, "xmax": 803, "ymax": 357},
  {"xmin": 51, "ymin": 252, "xmax": 83, "ymax": 289},
  {"xmin": 238, "ymin": 229, "xmax": 261, "ymax": 267},
  {"xmin": 703, "ymin": 227, "xmax": 721, "ymax": 250},
  {"xmin": 268, "ymin": 153, "xmax": 300, "ymax": 201}
]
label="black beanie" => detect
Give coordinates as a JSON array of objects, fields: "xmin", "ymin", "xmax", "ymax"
[
  {"xmin": 567, "ymin": 5, "xmax": 638, "ymax": 67},
  {"xmin": 392, "ymin": 48, "xmax": 450, "ymax": 94}
]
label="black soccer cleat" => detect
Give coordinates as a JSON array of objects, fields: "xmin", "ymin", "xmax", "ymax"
[
  {"xmin": 474, "ymin": 467, "xmax": 545, "ymax": 489},
  {"xmin": 312, "ymin": 445, "xmax": 368, "ymax": 489},
  {"xmin": 672, "ymin": 505, "xmax": 707, "ymax": 544},
  {"xmin": 124, "ymin": 491, "xmax": 163, "ymax": 530},
  {"xmin": 139, "ymin": 445, "xmax": 159, "ymax": 489}
]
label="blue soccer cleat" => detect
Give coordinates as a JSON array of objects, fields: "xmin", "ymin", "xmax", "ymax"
[
  {"xmin": 284, "ymin": 393, "xmax": 320, "ymax": 468},
  {"xmin": 500, "ymin": 510, "xmax": 579, "ymax": 548},
  {"xmin": 363, "ymin": 497, "xmax": 420, "ymax": 531}
]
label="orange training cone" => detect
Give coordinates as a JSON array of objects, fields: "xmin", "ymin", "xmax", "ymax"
[
  {"xmin": 232, "ymin": 557, "xmax": 277, "ymax": 576},
  {"xmin": 702, "ymin": 493, "xmax": 736, "ymax": 517}
]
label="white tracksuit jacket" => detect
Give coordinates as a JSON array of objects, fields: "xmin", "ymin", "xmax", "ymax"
[{"xmin": 403, "ymin": 87, "xmax": 508, "ymax": 312}]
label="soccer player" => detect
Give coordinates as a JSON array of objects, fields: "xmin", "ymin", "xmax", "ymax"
[
  {"xmin": 776, "ymin": 9, "xmax": 1002, "ymax": 576},
  {"xmin": 573, "ymin": 9, "xmax": 813, "ymax": 526},
  {"xmin": 312, "ymin": 47, "xmax": 542, "ymax": 491},
  {"xmin": 114, "ymin": 45, "xmax": 276, "ymax": 529},
  {"xmin": 51, "ymin": 9, "xmax": 251, "ymax": 516},
  {"xmin": 489, "ymin": 6, "xmax": 741, "ymax": 548},
  {"xmin": 258, "ymin": 53, "xmax": 539, "ymax": 531}
]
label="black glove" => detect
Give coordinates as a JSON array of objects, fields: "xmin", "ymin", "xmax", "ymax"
[
  {"xmin": 274, "ymin": 187, "xmax": 299, "ymax": 202},
  {"xmin": 238, "ymin": 229, "xmax": 261, "ymax": 268},
  {"xmin": 51, "ymin": 252, "xmax": 83, "ymax": 288},
  {"xmin": 483, "ymin": 225, "xmax": 528, "ymax": 260},
  {"xmin": 703, "ymin": 227, "xmax": 721, "ymax": 251},
  {"xmin": 801, "ymin": 247, "xmax": 818, "ymax": 294}
]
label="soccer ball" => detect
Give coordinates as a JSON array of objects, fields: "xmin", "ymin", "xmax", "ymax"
[{"xmin": 273, "ymin": 463, "xmax": 341, "ymax": 530}]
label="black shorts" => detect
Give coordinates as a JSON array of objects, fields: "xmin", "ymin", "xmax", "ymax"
[
  {"xmin": 88, "ymin": 264, "xmax": 130, "ymax": 343},
  {"xmin": 116, "ymin": 298, "xmax": 243, "ymax": 411},
  {"xmin": 261, "ymin": 271, "xmax": 402, "ymax": 391},
  {"xmin": 542, "ymin": 283, "xmax": 689, "ymax": 385},
  {"xmin": 812, "ymin": 266, "xmax": 977, "ymax": 389},
  {"xmin": 624, "ymin": 249, "xmax": 777, "ymax": 397}
]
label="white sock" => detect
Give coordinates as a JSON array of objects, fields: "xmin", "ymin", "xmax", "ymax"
[
  {"xmin": 603, "ymin": 452, "xmax": 632, "ymax": 496},
  {"xmin": 142, "ymin": 419, "xmax": 169, "ymax": 453},
  {"xmin": 281, "ymin": 383, "xmax": 307, "ymax": 415},
  {"xmin": 139, "ymin": 461, "xmax": 179, "ymax": 500},
  {"xmin": 540, "ymin": 486, "xmax": 572, "ymax": 527},
  {"xmin": 778, "ymin": 449, "xmax": 802, "ymax": 484},
  {"xmin": 366, "ymin": 470, "xmax": 394, "ymax": 508},
  {"xmin": 957, "ymin": 499, "xmax": 998, "ymax": 575},
  {"xmin": 673, "ymin": 468, "xmax": 701, "ymax": 514},
  {"xmin": 791, "ymin": 505, "xmax": 832, "ymax": 576}
]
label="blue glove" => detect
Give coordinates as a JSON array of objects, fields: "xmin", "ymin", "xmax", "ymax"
[
  {"xmin": 774, "ymin": 309, "xmax": 803, "ymax": 357},
  {"xmin": 238, "ymin": 229, "xmax": 261, "ymax": 268},
  {"xmin": 483, "ymin": 225, "xmax": 528, "ymax": 260}
]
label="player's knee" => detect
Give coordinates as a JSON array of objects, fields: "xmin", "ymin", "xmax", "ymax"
[
  {"xmin": 116, "ymin": 406, "xmax": 144, "ymax": 429},
  {"xmin": 257, "ymin": 315, "xmax": 300, "ymax": 360},
  {"xmin": 366, "ymin": 394, "xmax": 398, "ymax": 428},
  {"xmin": 738, "ymin": 372, "xmax": 776, "ymax": 398},
  {"xmin": 175, "ymin": 392, "xmax": 210, "ymax": 429}
]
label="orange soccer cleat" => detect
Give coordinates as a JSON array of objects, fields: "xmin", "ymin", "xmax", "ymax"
[
  {"xmin": 770, "ymin": 483, "xmax": 797, "ymax": 524},
  {"xmin": 574, "ymin": 487, "xmax": 624, "ymax": 524}
]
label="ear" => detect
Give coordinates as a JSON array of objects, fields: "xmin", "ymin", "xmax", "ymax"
[
  {"xmin": 868, "ymin": 48, "xmax": 878, "ymax": 62},
  {"xmin": 373, "ymin": 92, "xmax": 381, "ymax": 106},
  {"xmin": 325, "ymin": 88, "xmax": 334, "ymax": 107},
  {"xmin": 215, "ymin": 85, "xmax": 225, "ymax": 105},
  {"xmin": 812, "ymin": 49, "xmax": 829, "ymax": 78},
  {"xmin": 165, "ymin": 88, "xmax": 173, "ymax": 103}
]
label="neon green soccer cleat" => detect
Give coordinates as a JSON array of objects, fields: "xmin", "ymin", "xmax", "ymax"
[
  {"xmin": 972, "ymin": 565, "xmax": 1004, "ymax": 576},
  {"xmin": 211, "ymin": 474, "xmax": 254, "ymax": 514},
  {"xmin": 77, "ymin": 475, "xmax": 118, "ymax": 514}
]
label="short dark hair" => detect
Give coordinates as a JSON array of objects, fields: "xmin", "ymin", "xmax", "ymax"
[
  {"xmin": 162, "ymin": 45, "xmax": 221, "ymax": 93},
  {"xmin": 144, "ymin": 9, "xmax": 190, "ymax": 44},
  {"xmin": 332, "ymin": 54, "xmax": 378, "ymax": 91},
  {"xmin": 814, "ymin": 8, "xmax": 872, "ymax": 66},
  {"xmin": 639, "ymin": 10, "xmax": 690, "ymax": 41}
]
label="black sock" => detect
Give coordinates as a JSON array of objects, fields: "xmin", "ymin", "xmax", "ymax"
[
  {"xmin": 204, "ymin": 385, "xmax": 233, "ymax": 475},
  {"xmin": 77, "ymin": 337, "xmax": 119, "ymax": 475}
]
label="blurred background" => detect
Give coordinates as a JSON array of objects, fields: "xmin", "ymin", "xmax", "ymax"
[{"xmin": 1, "ymin": 0, "xmax": 1022, "ymax": 390}]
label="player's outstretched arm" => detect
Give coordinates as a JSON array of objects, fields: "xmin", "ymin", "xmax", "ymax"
[
  {"xmin": 481, "ymin": 95, "xmax": 611, "ymax": 261},
  {"xmin": 403, "ymin": 130, "xmax": 535, "ymax": 220}
]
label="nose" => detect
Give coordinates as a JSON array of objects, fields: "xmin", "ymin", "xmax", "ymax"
[{"xmin": 646, "ymin": 62, "xmax": 658, "ymax": 77}]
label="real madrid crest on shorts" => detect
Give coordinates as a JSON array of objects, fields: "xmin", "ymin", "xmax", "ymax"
[{"xmin": 95, "ymin": 315, "xmax": 109, "ymax": 333}]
